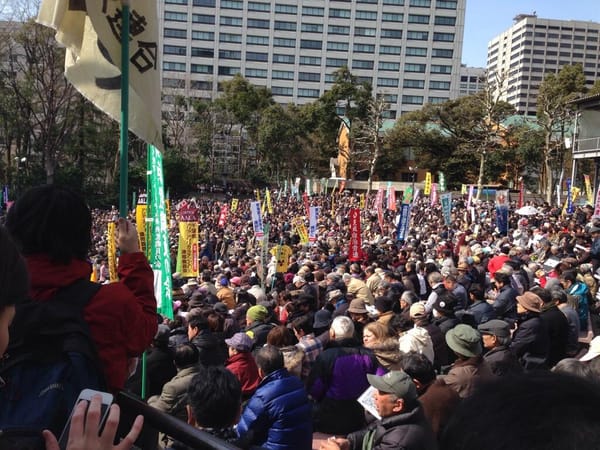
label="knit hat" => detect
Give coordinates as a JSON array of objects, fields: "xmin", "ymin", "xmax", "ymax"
[
  {"xmin": 366, "ymin": 370, "xmax": 417, "ymax": 401},
  {"xmin": 478, "ymin": 319, "xmax": 511, "ymax": 339},
  {"xmin": 246, "ymin": 305, "xmax": 269, "ymax": 323},
  {"xmin": 445, "ymin": 324, "xmax": 482, "ymax": 358},
  {"xmin": 225, "ymin": 332, "xmax": 254, "ymax": 352},
  {"xmin": 516, "ymin": 291, "xmax": 543, "ymax": 313},
  {"xmin": 409, "ymin": 303, "xmax": 427, "ymax": 319}
]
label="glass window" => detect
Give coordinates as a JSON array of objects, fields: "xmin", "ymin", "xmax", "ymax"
[
  {"xmin": 165, "ymin": 28, "xmax": 187, "ymax": 38},
  {"xmin": 275, "ymin": 4, "xmax": 297, "ymax": 13},
  {"xmin": 192, "ymin": 14, "xmax": 214, "ymax": 24},
  {"xmin": 163, "ymin": 78, "xmax": 185, "ymax": 88},
  {"xmin": 219, "ymin": 33, "xmax": 242, "ymax": 43},
  {"xmin": 405, "ymin": 63, "xmax": 426, "ymax": 72},
  {"xmin": 163, "ymin": 61, "xmax": 186, "ymax": 72},
  {"xmin": 302, "ymin": 6, "xmax": 324, "ymax": 16},
  {"xmin": 275, "ymin": 21, "xmax": 296, "ymax": 31},
  {"xmin": 404, "ymin": 78, "xmax": 424, "ymax": 88},
  {"xmin": 246, "ymin": 51, "xmax": 268, "ymax": 61},
  {"xmin": 165, "ymin": 11, "xmax": 187, "ymax": 22},
  {"xmin": 191, "ymin": 47, "xmax": 214, "ymax": 57},
  {"xmin": 329, "ymin": 9, "xmax": 351, "ymax": 18},
  {"xmin": 300, "ymin": 56, "xmax": 321, "ymax": 65},
  {"xmin": 273, "ymin": 53, "xmax": 295, "ymax": 63},
  {"xmin": 328, "ymin": 25, "xmax": 350, "ymax": 35},
  {"xmin": 428, "ymin": 96, "xmax": 448, "ymax": 104},
  {"xmin": 406, "ymin": 46, "xmax": 427, "ymax": 56},
  {"xmin": 407, "ymin": 31, "xmax": 428, "ymax": 40},
  {"xmin": 299, "ymin": 72, "xmax": 320, "ymax": 81},
  {"xmin": 219, "ymin": 49, "xmax": 241, "ymax": 59},
  {"xmin": 410, "ymin": 0, "xmax": 430, "ymax": 5},
  {"xmin": 407, "ymin": 14, "xmax": 429, "ymax": 24},
  {"xmin": 274, "ymin": 37, "xmax": 296, "ymax": 47},
  {"xmin": 327, "ymin": 41, "xmax": 349, "ymax": 51},
  {"xmin": 434, "ymin": 15, "xmax": 455, "ymax": 25},
  {"xmin": 432, "ymin": 48, "xmax": 453, "ymax": 58},
  {"xmin": 272, "ymin": 70, "xmax": 295, "ymax": 79},
  {"xmin": 164, "ymin": 45, "xmax": 187, "ymax": 56},
  {"xmin": 220, "ymin": 16, "xmax": 242, "ymax": 26},
  {"xmin": 271, "ymin": 86, "xmax": 293, "ymax": 96},
  {"xmin": 247, "ymin": 35, "xmax": 269, "ymax": 45},
  {"xmin": 383, "ymin": 13, "xmax": 404, "ymax": 22},
  {"xmin": 381, "ymin": 29, "xmax": 402, "ymax": 38},
  {"xmin": 218, "ymin": 66, "xmax": 241, "ymax": 75},
  {"xmin": 298, "ymin": 88, "xmax": 320, "ymax": 97},
  {"xmin": 356, "ymin": 11, "xmax": 378, "ymax": 20},
  {"xmin": 433, "ymin": 32, "xmax": 454, "ymax": 42},
  {"xmin": 326, "ymin": 57, "xmax": 347, "ymax": 67},
  {"xmin": 383, "ymin": 94, "xmax": 398, "ymax": 102},
  {"xmin": 436, "ymin": 1, "xmax": 457, "ymax": 9},
  {"xmin": 377, "ymin": 77, "xmax": 399, "ymax": 86},
  {"xmin": 248, "ymin": 19, "xmax": 270, "ymax": 28},
  {"xmin": 383, "ymin": 0, "xmax": 404, "ymax": 4},
  {"xmin": 302, "ymin": 23, "xmax": 323, "ymax": 32},
  {"xmin": 166, "ymin": 0, "xmax": 187, "ymax": 4},
  {"xmin": 248, "ymin": 1, "xmax": 270, "ymax": 11},
  {"xmin": 354, "ymin": 43, "xmax": 375, "ymax": 52},
  {"xmin": 430, "ymin": 80, "xmax": 451, "ymax": 89},
  {"xmin": 352, "ymin": 60, "xmax": 374, "ymax": 69},
  {"xmin": 379, "ymin": 61, "xmax": 400, "ymax": 70},
  {"xmin": 430, "ymin": 64, "xmax": 452, "ymax": 73},
  {"xmin": 380, "ymin": 45, "xmax": 402, "ymax": 54},
  {"xmin": 245, "ymin": 68, "xmax": 267, "ymax": 78},
  {"xmin": 301, "ymin": 39, "xmax": 322, "ymax": 49},
  {"xmin": 190, "ymin": 64, "xmax": 212, "ymax": 73},
  {"xmin": 402, "ymin": 95, "xmax": 424, "ymax": 104},
  {"xmin": 221, "ymin": 0, "xmax": 242, "ymax": 9},
  {"xmin": 355, "ymin": 27, "xmax": 377, "ymax": 37},
  {"xmin": 193, "ymin": 0, "xmax": 215, "ymax": 5},
  {"xmin": 191, "ymin": 31, "xmax": 213, "ymax": 40}
]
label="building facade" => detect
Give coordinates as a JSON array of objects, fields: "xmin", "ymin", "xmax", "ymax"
[
  {"xmin": 487, "ymin": 14, "xmax": 600, "ymax": 115},
  {"xmin": 159, "ymin": 0, "xmax": 466, "ymax": 119},
  {"xmin": 458, "ymin": 64, "xmax": 485, "ymax": 96}
]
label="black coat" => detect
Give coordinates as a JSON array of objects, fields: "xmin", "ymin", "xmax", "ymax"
[
  {"xmin": 125, "ymin": 346, "xmax": 176, "ymax": 397},
  {"xmin": 510, "ymin": 313, "xmax": 550, "ymax": 370},
  {"xmin": 347, "ymin": 404, "xmax": 437, "ymax": 450},
  {"xmin": 540, "ymin": 306, "xmax": 569, "ymax": 367},
  {"xmin": 483, "ymin": 346, "xmax": 523, "ymax": 376},
  {"xmin": 190, "ymin": 331, "xmax": 227, "ymax": 366}
]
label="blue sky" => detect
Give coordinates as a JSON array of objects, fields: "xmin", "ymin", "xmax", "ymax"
[{"xmin": 463, "ymin": 0, "xmax": 600, "ymax": 67}]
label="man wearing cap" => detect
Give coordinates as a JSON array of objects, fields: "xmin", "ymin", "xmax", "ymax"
[
  {"xmin": 320, "ymin": 370, "xmax": 436, "ymax": 450},
  {"xmin": 245, "ymin": 305, "xmax": 275, "ymax": 348},
  {"xmin": 442, "ymin": 324, "xmax": 493, "ymax": 398},
  {"xmin": 225, "ymin": 332, "xmax": 260, "ymax": 399},
  {"xmin": 511, "ymin": 291, "xmax": 550, "ymax": 370},
  {"xmin": 478, "ymin": 319, "xmax": 522, "ymax": 376},
  {"xmin": 347, "ymin": 298, "xmax": 371, "ymax": 341}
]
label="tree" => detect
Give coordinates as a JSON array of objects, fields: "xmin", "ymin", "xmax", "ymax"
[{"xmin": 536, "ymin": 64, "xmax": 587, "ymax": 203}]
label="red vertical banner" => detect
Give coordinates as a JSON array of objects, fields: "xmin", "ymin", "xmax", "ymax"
[
  {"xmin": 430, "ymin": 183, "xmax": 438, "ymax": 206},
  {"xmin": 218, "ymin": 204, "xmax": 229, "ymax": 228},
  {"xmin": 376, "ymin": 187, "xmax": 385, "ymax": 233},
  {"xmin": 302, "ymin": 191, "xmax": 310, "ymax": 216},
  {"xmin": 349, "ymin": 208, "xmax": 363, "ymax": 261},
  {"xmin": 388, "ymin": 187, "xmax": 397, "ymax": 211},
  {"xmin": 518, "ymin": 179, "xmax": 524, "ymax": 208}
]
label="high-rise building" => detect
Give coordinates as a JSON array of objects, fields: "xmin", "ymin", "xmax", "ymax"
[
  {"xmin": 160, "ymin": 0, "xmax": 466, "ymax": 119},
  {"xmin": 487, "ymin": 14, "xmax": 600, "ymax": 115},
  {"xmin": 458, "ymin": 65, "xmax": 485, "ymax": 97}
]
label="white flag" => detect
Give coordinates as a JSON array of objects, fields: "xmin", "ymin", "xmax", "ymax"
[
  {"xmin": 250, "ymin": 201, "xmax": 264, "ymax": 239},
  {"xmin": 37, "ymin": 0, "xmax": 163, "ymax": 149}
]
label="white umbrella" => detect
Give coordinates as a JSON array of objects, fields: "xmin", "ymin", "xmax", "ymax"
[{"xmin": 515, "ymin": 205, "xmax": 540, "ymax": 216}]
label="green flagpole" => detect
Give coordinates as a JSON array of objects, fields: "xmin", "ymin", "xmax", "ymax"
[{"xmin": 119, "ymin": 0, "xmax": 130, "ymax": 218}]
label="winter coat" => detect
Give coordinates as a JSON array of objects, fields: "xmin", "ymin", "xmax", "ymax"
[
  {"xmin": 245, "ymin": 321, "xmax": 275, "ymax": 348},
  {"xmin": 567, "ymin": 281, "xmax": 590, "ymax": 332},
  {"xmin": 347, "ymin": 404, "xmax": 437, "ymax": 450},
  {"xmin": 466, "ymin": 300, "xmax": 496, "ymax": 325},
  {"xmin": 236, "ymin": 369, "xmax": 312, "ymax": 450},
  {"xmin": 492, "ymin": 285, "xmax": 518, "ymax": 322},
  {"xmin": 190, "ymin": 331, "xmax": 227, "ymax": 367},
  {"xmin": 25, "ymin": 253, "xmax": 157, "ymax": 392},
  {"xmin": 369, "ymin": 338, "xmax": 403, "ymax": 370},
  {"xmin": 510, "ymin": 313, "xmax": 550, "ymax": 370},
  {"xmin": 420, "ymin": 322, "xmax": 449, "ymax": 370},
  {"xmin": 483, "ymin": 346, "xmax": 523, "ymax": 376},
  {"xmin": 147, "ymin": 365, "xmax": 200, "ymax": 421},
  {"xmin": 226, "ymin": 351, "xmax": 260, "ymax": 398},
  {"xmin": 540, "ymin": 305, "xmax": 569, "ymax": 367},
  {"xmin": 418, "ymin": 378, "xmax": 460, "ymax": 440},
  {"xmin": 399, "ymin": 327, "xmax": 435, "ymax": 364},
  {"xmin": 442, "ymin": 356, "xmax": 493, "ymax": 398},
  {"xmin": 125, "ymin": 345, "xmax": 176, "ymax": 398}
]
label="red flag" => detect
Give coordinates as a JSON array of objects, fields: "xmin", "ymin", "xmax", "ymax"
[
  {"xmin": 349, "ymin": 208, "xmax": 363, "ymax": 261},
  {"xmin": 518, "ymin": 179, "xmax": 524, "ymax": 208},
  {"xmin": 302, "ymin": 191, "xmax": 309, "ymax": 216},
  {"xmin": 218, "ymin": 204, "xmax": 229, "ymax": 228}
]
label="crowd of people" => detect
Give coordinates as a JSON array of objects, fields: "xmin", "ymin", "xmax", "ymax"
[{"xmin": 2, "ymin": 184, "xmax": 600, "ymax": 449}]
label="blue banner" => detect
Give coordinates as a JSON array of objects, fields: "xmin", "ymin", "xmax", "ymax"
[
  {"xmin": 441, "ymin": 193, "xmax": 452, "ymax": 226},
  {"xmin": 495, "ymin": 206, "xmax": 509, "ymax": 236},
  {"xmin": 396, "ymin": 204, "xmax": 411, "ymax": 242}
]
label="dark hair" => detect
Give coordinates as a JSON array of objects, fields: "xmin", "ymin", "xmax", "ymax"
[
  {"xmin": 206, "ymin": 313, "xmax": 224, "ymax": 333},
  {"xmin": 397, "ymin": 351, "xmax": 436, "ymax": 385},
  {"xmin": 441, "ymin": 372, "xmax": 600, "ymax": 450},
  {"xmin": 187, "ymin": 366, "xmax": 241, "ymax": 428},
  {"xmin": 187, "ymin": 313, "xmax": 209, "ymax": 332},
  {"xmin": 468, "ymin": 284, "xmax": 484, "ymax": 300},
  {"xmin": 494, "ymin": 272, "xmax": 510, "ymax": 286},
  {"xmin": 0, "ymin": 226, "xmax": 29, "ymax": 310},
  {"xmin": 6, "ymin": 185, "xmax": 92, "ymax": 264},
  {"xmin": 388, "ymin": 314, "xmax": 413, "ymax": 335},
  {"xmin": 174, "ymin": 343, "xmax": 199, "ymax": 368},
  {"xmin": 560, "ymin": 270, "xmax": 577, "ymax": 284},
  {"xmin": 291, "ymin": 315, "xmax": 313, "ymax": 335},
  {"xmin": 266, "ymin": 325, "xmax": 295, "ymax": 347},
  {"xmin": 254, "ymin": 345, "xmax": 284, "ymax": 375},
  {"xmin": 529, "ymin": 286, "xmax": 551, "ymax": 304}
]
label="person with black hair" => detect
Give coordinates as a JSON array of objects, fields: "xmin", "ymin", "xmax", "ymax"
[
  {"xmin": 148, "ymin": 343, "xmax": 201, "ymax": 421},
  {"xmin": 187, "ymin": 312, "xmax": 227, "ymax": 366},
  {"xmin": 560, "ymin": 269, "xmax": 590, "ymax": 332},
  {"xmin": 237, "ymin": 346, "xmax": 312, "ymax": 450},
  {"xmin": 440, "ymin": 372, "xmax": 600, "ymax": 450},
  {"xmin": 466, "ymin": 284, "xmax": 496, "ymax": 325},
  {"xmin": 5, "ymin": 185, "xmax": 157, "ymax": 392},
  {"xmin": 490, "ymin": 271, "xmax": 518, "ymax": 322},
  {"xmin": 293, "ymin": 315, "xmax": 329, "ymax": 380}
]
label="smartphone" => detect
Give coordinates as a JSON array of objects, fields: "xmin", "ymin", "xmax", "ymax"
[{"xmin": 58, "ymin": 389, "xmax": 113, "ymax": 450}]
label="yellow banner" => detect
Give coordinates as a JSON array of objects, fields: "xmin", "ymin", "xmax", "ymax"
[
  {"xmin": 424, "ymin": 172, "xmax": 432, "ymax": 195},
  {"xmin": 461, "ymin": 184, "xmax": 467, "ymax": 195},
  {"xmin": 135, "ymin": 205, "xmax": 147, "ymax": 255},
  {"xmin": 231, "ymin": 198, "xmax": 239, "ymax": 213},
  {"xmin": 584, "ymin": 175, "xmax": 593, "ymax": 205},
  {"xmin": 359, "ymin": 193, "xmax": 365, "ymax": 209},
  {"xmin": 270, "ymin": 244, "xmax": 293, "ymax": 272},
  {"xmin": 266, "ymin": 188, "xmax": 273, "ymax": 214},
  {"xmin": 107, "ymin": 221, "xmax": 118, "ymax": 282},
  {"xmin": 562, "ymin": 186, "xmax": 580, "ymax": 215},
  {"xmin": 178, "ymin": 221, "xmax": 199, "ymax": 277},
  {"xmin": 292, "ymin": 217, "xmax": 309, "ymax": 244}
]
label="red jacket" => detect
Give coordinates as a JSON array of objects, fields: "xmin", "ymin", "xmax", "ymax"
[
  {"xmin": 26, "ymin": 253, "xmax": 157, "ymax": 392},
  {"xmin": 226, "ymin": 351, "xmax": 260, "ymax": 397}
]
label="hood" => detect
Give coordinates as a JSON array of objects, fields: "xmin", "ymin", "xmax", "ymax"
[
  {"xmin": 25, "ymin": 254, "xmax": 92, "ymax": 301},
  {"xmin": 399, "ymin": 327, "xmax": 435, "ymax": 363}
]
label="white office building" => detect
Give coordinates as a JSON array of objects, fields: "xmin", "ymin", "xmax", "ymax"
[
  {"xmin": 160, "ymin": 0, "xmax": 466, "ymax": 118},
  {"xmin": 458, "ymin": 65, "xmax": 485, "ymax": 97},
  {"xmin": 487, "ymin": 14, "xmax": 600, "ymax": 116}
]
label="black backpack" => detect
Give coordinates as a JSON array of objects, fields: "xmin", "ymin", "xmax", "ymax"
[{"xmin": 0, "ymin": 279, "xmax": 105, "ymax": 436}]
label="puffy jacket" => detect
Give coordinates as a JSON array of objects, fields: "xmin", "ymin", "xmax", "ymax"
[
  {"xmin": 26, "ymin": 253, "xmax": 157, "ymax": 391},
  {"xmin": 567, "ymin": 281, "xmax": 590, "ymax": 331},
  {"xmin": 190, "ymin": 331, "xmax": 227, "ymax": 366},
  {"xmin": 147, "ymin": 365, "xmax": 200, "ymax": 421},
  {"xmin": 226, "ymin": 351, "xmax": 260, "ymax": 398},
  {"xmin": 236, "ymin": 369, "xmax": 312, "ymax": 450},
  {"xmin": 492, "ymin": 285, "xmax": 518, "ymax": 322}
]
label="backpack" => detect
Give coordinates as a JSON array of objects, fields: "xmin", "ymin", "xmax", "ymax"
[{"xmin": 0, "ymin": 279, "xmax": 105, "ymax": 436}]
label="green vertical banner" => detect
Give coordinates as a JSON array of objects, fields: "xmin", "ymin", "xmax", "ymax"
[{"xmin": 147, "ymin": 145, "xmax": 173, "ymax": 319}]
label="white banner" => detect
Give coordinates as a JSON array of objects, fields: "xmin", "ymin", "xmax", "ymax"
[
  {"xmin": 309, "ymin": 206, "xmax": 319, "ymax": 243},
  {"xmin": 250, "ymin": 201, "xmax": 264, "ymax": 239}
]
